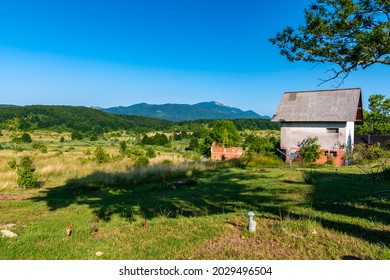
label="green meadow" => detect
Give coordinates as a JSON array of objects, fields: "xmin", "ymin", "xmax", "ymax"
[{"xmin": 0, "ymin": 130, "xmax": 389, "ymax": 260}]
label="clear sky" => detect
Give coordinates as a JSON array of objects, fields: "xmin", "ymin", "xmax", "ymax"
[{"xmin": 0, "ymin": 0, "xmax": 388, "ymax": 117}]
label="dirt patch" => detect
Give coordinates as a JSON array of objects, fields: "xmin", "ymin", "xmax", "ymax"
[{"xmin": 187, "ymin": 219, "xmax": 322, "ymax": 260}]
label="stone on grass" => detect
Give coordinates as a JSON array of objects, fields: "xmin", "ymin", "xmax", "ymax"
[{"xmin": 1, "ymin": 229, "xmax": 18, "ymax": 238}]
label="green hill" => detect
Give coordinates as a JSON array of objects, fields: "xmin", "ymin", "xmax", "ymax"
[{"xmin": 0, "ymin": 105, "xmax": 173, "ymax": 133}]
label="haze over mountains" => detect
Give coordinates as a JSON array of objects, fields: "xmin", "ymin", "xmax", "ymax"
[{"xmin": 100, "ymin": 101, "xmax": 270, "ymax": 122}]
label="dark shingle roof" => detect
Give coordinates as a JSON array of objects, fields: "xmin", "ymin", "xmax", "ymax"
[{"xmin": 271, "ymin": 88, "xmax": 363, "ymax": 124}]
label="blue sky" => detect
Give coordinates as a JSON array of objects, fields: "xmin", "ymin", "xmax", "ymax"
[{"xmin": 0, "ymin": 0, "xmax": 388, "ymax": 116}]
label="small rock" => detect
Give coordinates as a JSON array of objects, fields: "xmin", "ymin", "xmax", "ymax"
[
  {"xmin": 312, "ymin": 229, "xmax": 318, "ymax": 235},
  {"xmin": 1, "ymin": 229, "xmax": 18, "ymax": 238},
  {"xmin": 95, "ymin": 251, "xmax": 104, "ymax": 257}
]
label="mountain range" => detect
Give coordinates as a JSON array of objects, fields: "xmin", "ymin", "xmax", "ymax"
[{"xmin": 100, "ymin": 101, "xmax": 270, "ymax": 122}]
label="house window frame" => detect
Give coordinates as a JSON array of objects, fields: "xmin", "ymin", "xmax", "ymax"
[{"xmin": 326, "ymin": 128, "xmax": 339, "ymax": 133}]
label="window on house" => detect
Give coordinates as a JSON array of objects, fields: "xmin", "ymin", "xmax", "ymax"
[
  {"xmin": 326, "ymin": 128, "xmax": 339, "ymax": 133},
  {"xmin": 325, "ymin": 151, "xmax": 338, "ymax": 157}
]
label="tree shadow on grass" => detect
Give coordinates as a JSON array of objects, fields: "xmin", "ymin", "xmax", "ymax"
[
  {"xmin": 31, "ymin": 169, "xmax": 286, "ymax": 222},
  {"xmin": 31, "ymin": 166, "xmax": 390, "ymax": 246},
  {"xmin": 301, "ymin": 169, "xmax": 390, "ymax": 245}
]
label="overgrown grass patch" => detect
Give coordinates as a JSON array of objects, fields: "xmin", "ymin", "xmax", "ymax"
[{"xmin": 0, "ymin": 157, "xmax": 389, "ymax": 259}]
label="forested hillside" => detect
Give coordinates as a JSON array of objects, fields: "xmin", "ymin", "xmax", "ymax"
[
  {"xmin": 0, "ymin": 105, "xmax": 279, "ymax": 133},
  {"xmin": 0, "ymin": 105, "xmax": 173, "ymax": 133}
]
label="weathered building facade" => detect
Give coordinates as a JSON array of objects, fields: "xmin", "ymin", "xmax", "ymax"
[{"xmin": 272, "ymin": 88, "xmax": 363, "ymax": 165}]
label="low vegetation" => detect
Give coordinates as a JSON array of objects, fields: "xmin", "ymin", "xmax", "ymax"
[{"xmin": 0, "ymin": 129, "xmax": 389, "ymax": 260}]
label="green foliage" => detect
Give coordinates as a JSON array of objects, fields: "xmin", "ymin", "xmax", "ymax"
[
  {"xmin": 32, "ymin": 141, "xmax": 48, "ymax": 153},
  {"xmin": 17, "ymin": 155, "xmax": 38, "ymax": 188},
  {"xmin": 245, "ymin": 134, "xmax": 279, "ymax": 156},
  {"xmin": 299, "ymin": 137, "xmax": 321, "ymax": 163},
  {"xmin": 270, "ymin": 0, "xmax": 390, "ymax": 84},
  {"xmin": 208, "ymin": 120, "xmax": 241, "ymax": 147},
  {"xmin": 141, "ymin": 133, "xmax": 169, "ymax": 146},
  {"xmin": 356, "ymin": 94, "xmax": 390, "ymax": 135},
  {"xmin": 119, "ymin": 140, "xmax": 127, "ymax": 155},
  {"xmin": 0, "ymin": 105, "xmax": 173, "ymax": 134},
  {"xmin": 94, "ymin": 147, "xmax": 110, "ymax": 164},
  {"xmin": 71, "ymin": 131, "xmax": 84, "ymax": 140},
  {"xmin": 12, "ymin": 132, "xmax": 32, "ymax": 143},
  {"xmin": 134, "ymin": 156, "xmax": 150, "ymax": 167},
  {"xmin": 60, "ymin": 136, "xmax": 65, "ymax": 142},
  {"xmin": 126, "ymin": 147, "xmax": 146, "ymax": 160},
  {"xmin": 187, "ymin": 138, "xmax": 199, "ymax": 151},
  {"xmin": 353, "ymin": 143, "xmax": 384, "ymax": 164},
  {"xmin": 146, "ymin": 147, "xmax": 156, "ymax": 158},
  {"xmin": 8, "ymin": 159, "xmax": 17, "ymax": 169}
]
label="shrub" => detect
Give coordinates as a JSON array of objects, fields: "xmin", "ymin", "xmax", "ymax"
[
  {"xmin": 71, "ymin": 131, "xmax": 84, "ymax": 140},
  {"xmin": 17, "ymin": 155, "xmax": 38, "ymax": 188},
  {"xmin": 60, "ymin": 136, "xmax": 65, "ymax": 142},
  {"xmin": 299, "ymin": 137, "xmax": 321, "ymax": 163},
  {"xmin": 94, "ymin": 147, "xmax": 110, "ymax": 163},
  {"xmin": 134, "ymin": 156, "xmax": 149, "ymax": 167},
  {"xmin": 20, "ymin": 132, "xmax": 32, "ymax": 143},
  {"xmin": 32, "ymin": 142, "xmax": 48, "ymax": 153},
  {"xmin": 119, "ymin": 140, "xmax": 127, "ymax": 155},
  {"xmin": 8, "ymin": 159, "xmax": 17, "ymax": 169},
  {"xmin": 146, "ymin": 147, "xmax": 156, "ymax": 158}
]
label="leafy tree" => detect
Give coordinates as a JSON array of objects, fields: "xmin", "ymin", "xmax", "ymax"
[
  {"xmin": 187, "ymin": 138, "xmax": 199, "ymax": 151},
  {"xmin": 119, "ymin": 140, "xmax": 127, "ymax": 155},
  {"xmin": 299, "ymin": 137, "xmax": 321, "ymax": 163},
  {"xmin": 270, "ymin": 0, "xmax": 390, "ymax": 85},
  {"xmin": 17, "ymin": 155, "xmax": 38, "ymax": 188},
  {"xmin": 60, "ymin": 136, "xmax": 65, "ymax": 142},
  {"xmin": 357, "ymin": 94, "xmax": 390, "ymax": 135},
  {"xmin": 208, "ymin": 120, "xmax": 241, "ymax": 147},
  {"xmin": 245, "ymin": 134, "xmax": 278, "ymax": 156}
]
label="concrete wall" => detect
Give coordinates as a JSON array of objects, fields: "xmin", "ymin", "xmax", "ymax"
[{"xmin": 280, "ymin": 122, "xmax": 353, "ymax": 150}]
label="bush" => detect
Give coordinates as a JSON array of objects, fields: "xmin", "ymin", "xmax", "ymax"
[
  {"xmin": 20, "ymin": 132, "xmax": 32, "ymax": 143},
  {"xmin": 134, "ymin": 156, "xmax": 149, "ymax": 167},
  {"xmin": 17, "ymin": 156, "xmax": 38, "ymax": 188},
  {"xmin": 94, "ymin": 147, "xmax": 110, "ymax": 163},
  {"xmin": 32, "ymin": 142, "xmax": 48, "ymax": 153},
  {"xmin": 299, "ymin": 137, "xmax": 321, "ymax": 163},
  {"xmin": 146, "ymin": 147, "xmax": 156, "ymax": 158},
  {"xmin": 71, "ymin": 131, "xmax": 84, "ymax": 140},
  {"xmin": 12, "ymin": 132, "xmax": 32, "ymax": 143},
  {"xmin": 8, "ymin": 159, "xmax": 17, "ymax": 169},
  {"xmin": 353, "ymin": 143, "xmax": 384, "ymax": 164}
]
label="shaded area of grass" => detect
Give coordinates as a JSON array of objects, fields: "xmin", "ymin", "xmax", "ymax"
[{"xmin": 2, "ymin": 163, "xmax": 389, "ymax": 259}]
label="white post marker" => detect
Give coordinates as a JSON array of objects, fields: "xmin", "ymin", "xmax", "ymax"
[{"xmin": 247, "ymin": 211, "xmax": 256, "ymax": 232}]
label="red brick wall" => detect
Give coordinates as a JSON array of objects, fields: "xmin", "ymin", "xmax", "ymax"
[
  {"xmin": 282, "ymin": 147, "xmax": 346, "ymax": 166},
  {"xmin": 210, "ymin": 142, "xmax": 243, "ymax": 160}
]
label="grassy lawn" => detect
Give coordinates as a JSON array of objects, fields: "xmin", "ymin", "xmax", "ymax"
[
  {"xmin": 1, "ymin": 159, "xmax": 389, "ymax": 259},
  {"xmin": 0, "ymin": 130, "xmax": 389, "ymax": 259}
]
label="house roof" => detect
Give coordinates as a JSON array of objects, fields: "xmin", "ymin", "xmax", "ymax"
[{"xmin": 271, "ymin": 88, "xmax": 363, "ymax": 124}]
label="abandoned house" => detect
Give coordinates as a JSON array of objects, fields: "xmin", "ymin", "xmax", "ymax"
[
  {"xmin": 271, "ymin": 88, "xmax": 363, "ymax": 165},
  {"xmin": 210, "ymin": 142, "xmax": 243, "ymax": 160}
]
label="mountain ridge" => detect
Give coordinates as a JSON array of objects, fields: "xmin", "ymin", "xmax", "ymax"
[{"xmin": 101, "ymin": 101, "xmax": 270, "ymax": 121}]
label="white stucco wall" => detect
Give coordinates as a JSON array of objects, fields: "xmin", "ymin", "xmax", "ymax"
[{"xmin": 280, "ymin": 122, "xmax": 354, "ymax": 150}]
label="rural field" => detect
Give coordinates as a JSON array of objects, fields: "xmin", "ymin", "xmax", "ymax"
[{"xmin": 0, "ymin": 130, "xmax": 389, "ymax": 260}]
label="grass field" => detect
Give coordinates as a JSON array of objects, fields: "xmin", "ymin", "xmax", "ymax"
[{"xmin": 0, "ymin": 131, "xmax": 389, "ymax": 260}]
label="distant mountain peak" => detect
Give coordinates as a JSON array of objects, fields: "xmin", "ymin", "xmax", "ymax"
[{"xmin": 101, "ymin": 101, "xmax": 269, "ymax": 121}]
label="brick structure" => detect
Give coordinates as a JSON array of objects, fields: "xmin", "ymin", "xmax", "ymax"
[{"xmin": 210, "ymin": 142, "xmax": 243, "ymax": 160}]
